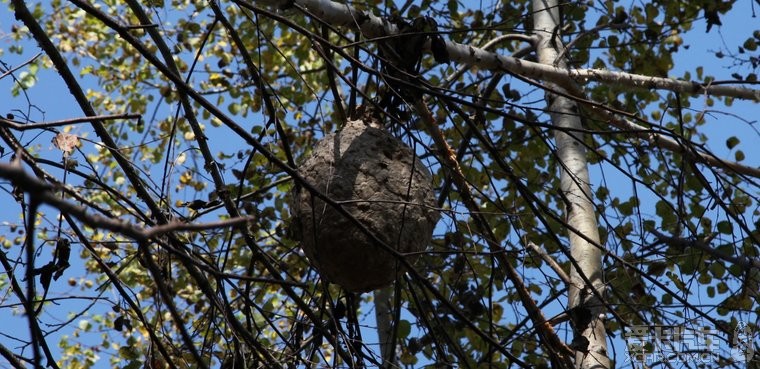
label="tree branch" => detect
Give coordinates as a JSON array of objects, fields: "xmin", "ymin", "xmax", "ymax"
[
  {"xmin": 248, "ymin": 0, "xmax": 760, "ymax": 101},
  {"xmin": 591, "ymin": 106, "xmax": 760, "ymax": 178},
  {"xmin": 526, "ymin": 241, "xmax": 570, "ymax": 286},
  {"xmin": 0, "ymin": 342, "xmax": 26, "ymax": 369},
  {"xmin": 0, "ymin": 113, "xmax": 141, "ymax": 130},
  {"xmin": 0, "ymin": 161, "xmax": 255, "ymax": 243},
  {"xmin": 0, "ymin": 52, "xmax": 42, "ymax": 80}
]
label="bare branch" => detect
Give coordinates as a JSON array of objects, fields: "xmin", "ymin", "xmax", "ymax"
[
  {"xmin": 526, "ymin": 241, "xmax": 571, "ymax": 286},
  {"xmin": 0, "ymin": 161, "xmax": 256, "ymax": 243},
  {"xmin": 650, "ymin": 230, "xmax": 760, "ymax": 270},
  {"xmin": 0, "ymin": 53, "xmax": 42, "ymax": 80},
  {"xmin": 0, "ymin": 342, "xmax": 25, "ymax": 369},
  {"xmin": 0, "ymin": 113, "xmax": 142, "ymax": 130},
  {"xmin": 581, "ymin": 103, "xmax": 760, "ymax": 178}
]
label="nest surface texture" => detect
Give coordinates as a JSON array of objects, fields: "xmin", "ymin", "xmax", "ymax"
[{"xmin": 292, "ymin": 118, "xmax": 439, "ymax": 292}]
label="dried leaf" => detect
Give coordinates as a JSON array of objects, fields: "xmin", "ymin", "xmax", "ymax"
[
  {"xmin": 52, "ymin": 132, "xmax": 79, "ymax": 156},
  {"xmin": 185, "ymin": 199, "xmax": 208, "ymax": 211},
  {"xmin": 431, "ymin": 36, "xmax": 450, "ymax": 64},
  {"xmin": 54, "ymin": 238, "xmax": 71, "ymax": 280},
  {"xmin": 35, "ymin": 262, "xmax": 56, "ymax": 291},
  {"xmin": 114, "ymin": 315, "xmax": 124, "ymax": 331}
]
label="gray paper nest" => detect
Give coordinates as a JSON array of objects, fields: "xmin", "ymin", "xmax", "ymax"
[{"xmin": 291, "ymin": 117, "xmax": 439, "ymax": 292}]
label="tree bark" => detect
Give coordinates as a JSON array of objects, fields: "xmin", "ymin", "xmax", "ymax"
[
  {"xmin": 374, "ymin": 287, "xmax": 396, "ymax": 368},
  {"xmin": 246, "ymin": 0, "xmax": 760, "ymax": 102},
  {"xmin": 531, "ymin": 1, "xmax": 610, "ymax": 369}
]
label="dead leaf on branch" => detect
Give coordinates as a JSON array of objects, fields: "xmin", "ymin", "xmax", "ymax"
[{"xmin": 51, "ymin": 131, "xmax": 79, "ymax": 156}]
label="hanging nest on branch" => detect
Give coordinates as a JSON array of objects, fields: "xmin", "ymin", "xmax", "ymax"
[{"xmin": 290, "ymin": 115, "xmax": 439, "ymax": 292}]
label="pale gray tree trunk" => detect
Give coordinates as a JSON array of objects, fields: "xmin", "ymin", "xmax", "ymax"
[
  {"xmin": 374, "ymin": 287, "xmax": 396, "ymax": 368},
  {"xmin": 531, "ymin": 1, "xmax": 611, "ymax": 369}
]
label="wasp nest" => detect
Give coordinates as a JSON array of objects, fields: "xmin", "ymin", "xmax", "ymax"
[{"xmin": 291, "ymin": 117, "xmax": 439, "ymax": 292}]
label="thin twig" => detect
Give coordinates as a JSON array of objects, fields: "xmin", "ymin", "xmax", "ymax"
[
  {"xmin": 0, "ymin": 161, "xmax": 259, "ymax": 242},
  {"xmin": 0, "ymin": 113, "xmax": 142, "ymax": 130},
  {"xmin": 251, "ymin": 0, "xmax": 760, "ymax": 101},
  {"xmin": 412, "ymin": 99, "xmax": 575, "ymax": 366},
  {"xmin": 0, "ymin": 53, "xmax": 42, "ymax": 80}
]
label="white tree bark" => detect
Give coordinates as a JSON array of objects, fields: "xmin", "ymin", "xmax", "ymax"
[
  {"xmin": 248, "ymin": 0, "xmax": 760, "ymax": 101},
  {"xmin": 246, "ymin": 0, "xmax": 760, "ymax": 179},
  {"xmin": 531, "ymin": 1, "xmax": 610, "ymax": 369},
  {"xmin": 242, "ymin": 0, "xmax": 757, "ymax": 366},
  {"xmin": 373, "ymin": 287, "xmax": 396, "ymax": 368}
]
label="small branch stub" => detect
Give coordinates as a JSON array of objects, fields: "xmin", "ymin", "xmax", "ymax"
[{"xmin": 291, "ymin": 118, "xmax": 439, "ymax": 292}]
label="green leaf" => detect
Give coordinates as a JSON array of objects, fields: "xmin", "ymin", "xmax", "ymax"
[
  {"xmin": 709, "ymin": 262, "xmax": 725, "ymax": 278},
  {"xmin": 698, "ymin": 272, "xmax": 711, "ymax": 284},
  {"xmin": 655, "ymin": 200, "xmax": 675, "ymax": 227},
  {"xmin": 726, "ymin": 136, "xmax": 740, "ymax": 149},
  {"xmin": 717, "ymin": 281, "xmax": 729, "ymax": 293},
  {"xmin": 397, "ymin": 320, "xmax": 411, "ymax": 339},
  {"xmin": 119, "ymin": 346, "xmax": 140, "ymax": 361},
  {"xmin": 647, "ymin": 262, "xmax": 667, "ymax": 276},
  {"xmin": 743, "ymin": 38, "xmax": 757, "ymax": 51},
  {"xmin": 607, "ymin": 35, "xmax": 619, "ymax": 47},
  {"xmin": 229, "ymin": 102, "xmax": 241, "ymax": 115},
  {"xmin": 717, "ymin": 221, "xmax": 733, "ymax": 234},
  {"xmin": 122, "ymin": 361, "xmax": 143, "ymax": 369},
  {"xmin": 78, "ymin": 319, "xmax": 91, "ymax": 331},
  {"xmin": 399, "ymin": 350, "xmax": 417, "ymax": 365},
  {"xmin": 447, "ymin": 0, "xmax": 458, "ymax": 13},
  {"xmin": 596, "ymin": 186, "xmax": 609, "ymax": 201}
]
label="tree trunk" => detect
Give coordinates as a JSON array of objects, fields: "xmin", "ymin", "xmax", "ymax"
[
  {"xmin": 531, "ymin": 1, "xmax": 610, "ymax": 369},
  {"xmin": 374, "ymin": 286, "xmax": 396, "ymax": 368}
]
